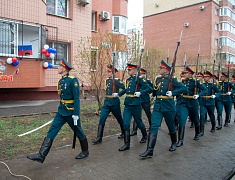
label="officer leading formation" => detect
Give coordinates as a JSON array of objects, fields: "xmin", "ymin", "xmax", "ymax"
[
  {"xmin": 27, "ymin": 57, "xmax": 235, "ymax": 162},
  {"xmin": 27, "ymin": 60, "xmax": 89, "ymax": 163}
]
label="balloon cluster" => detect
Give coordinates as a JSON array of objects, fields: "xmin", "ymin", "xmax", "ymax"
[
  {"xmin": 6, "ymin": 57, "xmax": 20, "ymax": 66},
  {"xmin": 43, "ymin": 62, "xmax": 53, "ymax": 69},
  {"xmin": 41, "ymin": 44, "xmax": 57, "ymax": 59}
]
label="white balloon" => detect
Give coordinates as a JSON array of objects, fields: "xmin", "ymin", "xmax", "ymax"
[
  {"xmin": 43, "ymin": 62, "xmax": 49, "ymax": 67},
  {"xmin": 44, "ymin": 44, "xmax": 49, "ymax": 50},
  {"xmin": 7, "ymin": 58, "xmax": 12, "ymax": 64},
  {"xmin": 50, "ymin": 53, "xmax": 55, "ymax": 59}
]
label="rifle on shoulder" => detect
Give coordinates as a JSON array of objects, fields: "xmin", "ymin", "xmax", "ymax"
[
  {"xmin": 194, "ymin": 44, "xmax": 200, "ymax": 95},
  {"xmin": 168, "ymin": 30, "xmax": 183, "ymax": 91},
  {"xmin": 112, "ymin": 44, "xmax": 116, "ymax": 93},
  {"xmin": 135, "ymin": 40, "xmax": 145, "ymax": 91}
]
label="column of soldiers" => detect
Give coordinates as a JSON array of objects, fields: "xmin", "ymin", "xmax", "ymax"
[{"xmin": 27, "ymin": 59, "xmax": 235, "ymax": 164}]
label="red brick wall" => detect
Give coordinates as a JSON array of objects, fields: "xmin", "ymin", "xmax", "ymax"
[{"xmin": 144, "ymin": 1, "xmax": 214, "ymax": 65}]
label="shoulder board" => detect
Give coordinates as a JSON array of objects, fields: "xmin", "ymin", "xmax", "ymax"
[
  {"xmin": 181, "ymin": 78, "xmax": 186, "ymax": 80},
  {"xmin": 68, "ymin": 76, "xmax": 75, "ymax": 78},
  {"xmin": 106, "ymin": 78, "xmax": 109, "ymax": 80},
  {"xmin": 173, "ymin": 76, "xmax": 177, "ymax": 79},
  {"xmin": 218, "ymin": 81, "xmax": 222, "ymax": 83},
  {"xmin": 115, "ymin": 78, "xmax": 119, "ymax": 80}
]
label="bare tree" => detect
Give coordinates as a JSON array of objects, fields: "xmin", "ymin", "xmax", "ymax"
[{"xmin": 74, "ymin": 30, "xmax": 128, "ymax": 113}]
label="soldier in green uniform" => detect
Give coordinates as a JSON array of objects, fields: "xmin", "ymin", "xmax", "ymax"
[
  {"xmin": 117, "ymin": 64, "xmax": 153, "ymax": 151},
  {"xmin": 176, "ymin": 66, "xmax": 207, "ymax": 147},
  {"xmin": 213, "ymin": 74, "xmax": 220, "ymax": 123},
  {"xmin": 27, "ymin": 60, "xmax": 89, "ymax": 163},
  {"xmin": 92, "ymin": 65, "xmax": 125, "ymax": 144},
  {"xmin": 130, "ymin": 68, "xmax": 153, "ymax": 136},
  {"xmin": 140, "ymin": 60, "xmax": 187, "ymax": 158},
  {"xmin": 216, "ymin": 72, "xmax": 235, "ymax": 129},
  {"xmin": 198, "ymin": 71, "xmax": 221, "ymax": 136}
]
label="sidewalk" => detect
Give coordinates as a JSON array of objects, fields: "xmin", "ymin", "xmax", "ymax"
[{"xmin": 0, "ymin": 120, "xmax": 235, "ymax": 180}]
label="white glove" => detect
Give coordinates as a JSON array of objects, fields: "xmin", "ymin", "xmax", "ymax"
[
  {"xmin": 166, "ymin": 91, "xmax": 172, "ymax": 97},
  {"xmin": 226, "ymin": 92, "xmax": 232, "ymax": 95},
  {"xmin": 211, "ymin": 95, "xmax": 216, "ymax": 99},
  {"xmin": 112, "ymin": 93, "xmax": 119, "ymax": 97},
  {"xmin": 72, "ymin": 115, "xmax": 79, "ymax": 126},
  {"xmin": 134, "ymin": 92, "xmax": 141, "ymax": 97},
  {"xmin": 193, "ymin": 95, "xmax": 199, "ymax": 99}
]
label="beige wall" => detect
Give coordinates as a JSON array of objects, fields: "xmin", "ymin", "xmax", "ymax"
[{"xmin": 144, "ymin": 0, "xmax": 219, "ymax": 17}]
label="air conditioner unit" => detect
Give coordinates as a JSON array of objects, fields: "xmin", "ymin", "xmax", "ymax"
[
  {"xmin": 77, "ymin": 0, "xmax": 90, "ymax": 5},
  {"xmin": 184, "ymin": 22, "xmax": 189, "ymax": 27},
  {"xmin": 100, "ymin": 11, "xmax": 110, "ymax": 21},
  {"xmin": 199, "ymin": 5, "xmax": 205, "ymax": 10}
]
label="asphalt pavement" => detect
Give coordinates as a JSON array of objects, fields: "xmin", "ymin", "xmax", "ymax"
[{"xmin": 0, "ymin": 101, "xmax": 235, "ymax": 180}]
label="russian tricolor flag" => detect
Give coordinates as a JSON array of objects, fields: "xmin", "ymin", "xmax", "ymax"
[{"xmin": 18, "ymin": 45, "xmax": 33, "ymax": 56}]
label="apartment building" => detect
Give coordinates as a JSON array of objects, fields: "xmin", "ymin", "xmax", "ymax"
[
  {"xmin": 0, "ymin": 0, "xmax": 128, "ymax": 101},
  {"xmin": 143, "ymin": 0, "xmax": 235, "ymax": 70}
]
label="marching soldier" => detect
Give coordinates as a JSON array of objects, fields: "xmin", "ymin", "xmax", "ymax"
[
  {"xmin": 116, "ymin": 64, "xmax": 153, "ymax": 151},
  {"xmin": 198, "ymin": 71, "xmax": 221, "ymax": 136},
  {"xmin": 140, "ymin": 60, "xmax": 187, "ymax": 158},
  {"xmin": 216, "ymin": 72, "xmax": 235, "ymax": 129},
  {"xmin": 27, "ymin": 59, "xmax": 89, "ymax": 163},
  {"xmin": 177, "ymin": 66, "xmax": 207, "ymax": 145},
  {"xmin": 130, "ymin": 68, "xmax": 153, "ymax": 136},
  {"xmin": 92, "ymin": 65, "xmax": 125, "ymax": 144}
]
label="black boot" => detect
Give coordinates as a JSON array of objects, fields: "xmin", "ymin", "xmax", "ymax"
[
  {"xmin": 75, "ymin": 138, "xmax": 89, "ymax": 159},
  {"xmin": 118, "ymin": 125, "xmax": 124, "ymax": 139},
  {"xmin": 224, "ymin": 116, "xmax": 229, "ymax": 127},
  {"xmin": 210, "ymin": 121, "xmax": 215, "ymax": 132},
  {"xmin": 119, "ymin": 131, "xmax": 130, "ymax": 151},
  {"xmin": 216, "ymin": 116, "xmax": 222, "ymax": 130},
  {"xmin": 140, "ymin": 128, "xmax": 147, "ymax": 143},
  {"xmin": 140, "ymin": 134, "xmax": 157, "ymax": 158},
  {"xmin": 190, "ymin": 121, "xmax": 194, "ymax": 128},
  {"xmin": 27, "ymin": 137, "xmax": 53, "ymax": 163},
  {"xmin": 169, "ymin": 132, "xmax": 177, "ymax": 151},
  {"xmin": 130, "ymin": 121, "xmax": 137, "ymax": 136},
  {"xmin": 176, "ymin": 127, "xmax": 185, "ymax": 147},
  {"xmin": 199, "ymin": 122, "xmax": 204, "ymax": 137},
  {"xmin": 92, "ymin": 124, "xmax": 104, "ymax": 144},
  {"xmin": 194, "ymin": 125, "xmax": 200, "ymax": 141}
]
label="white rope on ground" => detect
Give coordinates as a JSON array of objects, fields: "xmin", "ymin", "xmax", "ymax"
[
  {"xmin": 18, "ymin": 119, "xmax": 53, "ymax": 137},
  {"xmin": 0, "ymin": 161, "xmax": 31, "ymax": 180}
]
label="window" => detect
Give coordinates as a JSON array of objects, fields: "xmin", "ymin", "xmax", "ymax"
[
  {"xmin": 46, "ymin": 0, "xmax": 69, "ymax": 17},
  {"xmin": 214, "ymin": 38, "xmax": 218, "ymax": 47},
  {"xmin": 91, "ymin": 47, "xmax": 98, "ymax": 71},
  {"xmin": 115, "ymin": 51, "xmax": 127, "ymax": 70},
  {"xmin": 0, "ymin": 19, "xmax": 44, "ymax": 58},
  {"xmin": 91, "ymin": 11, "xmax": 97, "ymax": 32},
  {"xmin": 215, "ymin": 7, "xmax": 219, "ymax": 16},
  {"xmin": 112, "ymin": 16, "xmax": 127, "ymax": 35},
  {"xmin": 48, "ymin": 41, "xmax": 69, "ymax": 66},
  {"xmin": 215, "ymin": 23, "xmax": 219, "ymax": 31}
]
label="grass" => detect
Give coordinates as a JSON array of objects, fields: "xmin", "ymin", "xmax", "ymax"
[
  {"xmin": 0, "ymin": 98, "xmax": 123, "ymax": 160},
  {"xmin": 0, "ymin": 97, "xmax": 149, "ymax": 160}
]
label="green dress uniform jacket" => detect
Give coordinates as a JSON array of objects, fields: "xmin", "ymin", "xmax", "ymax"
[
  {"xmin": 150, "ymin": 75, "xmax": 187, "ymax": 134},
  {"xmin": 199, "ymin": 82, "xmax": 221, "ymax": 106},
  {"xmin": 99, "ymin": 78, "xmax": 125, "ymax": 125},
  {"xmin": 140, "ymin": 79, "xmax": 153, "ymax": 103},
  {"xmin": 179, "ymin": 78, "xmax": 207, "ymax": 127},
  {"xmin": 47, "ymin": 73, "xmax": 86, "ymax": 140},
  {"xmin": 118, "ymin": 75, "xmax": 153, "ymax": 131},
  {"xmin": 217, "ymin": 81, "xmax": 235, "ymax": 124}
]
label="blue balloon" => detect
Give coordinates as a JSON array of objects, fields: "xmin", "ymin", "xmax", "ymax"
[
  {"xmin": 47, "ymin": 48, "xmax": 54, "ymax": 53},
  {"xmin": 52, "ymin": 48, "xmax": 57, "ymax": 54},
  {"xmin": 12, "ymin": 60, "xmax": 19, "ymax": 66},
  {"xmin": 48, "ymin": 63, "xmax": 53, "ymax": 68}
]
